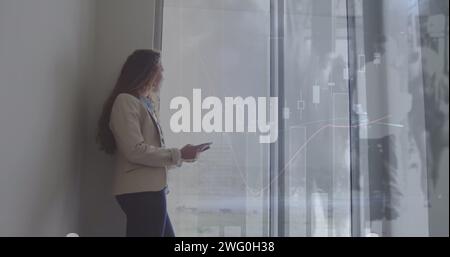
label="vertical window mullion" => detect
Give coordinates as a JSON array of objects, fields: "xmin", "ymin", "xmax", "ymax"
[
  {"xmin": 153, "ymin": 0, "xmax": 164, "ymax": 50},
  {"xmin": 269, "ymin": 0, "xmax": 286, "ymax": 237}
]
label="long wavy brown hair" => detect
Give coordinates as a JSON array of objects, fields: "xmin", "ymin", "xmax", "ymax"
[{"xmin": 97, "ymin": 49, "xmax": 161, "ymax": 154}]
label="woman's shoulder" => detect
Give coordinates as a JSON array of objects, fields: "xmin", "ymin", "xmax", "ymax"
[
  {"xmin": 112, "ymin": 93, "xmax": 143, "ymax": 110},
  {"xmin": 114, "ymin": 93, "xmax": 140, "ymax": 105},
  {"xmin": 116, "ymin": 93, "xmax": 139, "ymax": 101}
]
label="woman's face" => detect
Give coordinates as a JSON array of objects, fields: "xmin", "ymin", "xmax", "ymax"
[
  {"xmin": 151, "ymin": 63, "xmax": 164, "ymax": 92},
  {"xmin": 141, "ymin": 63, "xmax": 164, "ymax": 97}
]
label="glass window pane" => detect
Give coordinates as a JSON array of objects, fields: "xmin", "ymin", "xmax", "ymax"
[
  {"xmin": 161, "ymin": 0, "xmax": 271, "ymax": 237},
  {"xmin": 283, "ymin": 0, "xmax": 351, "ymax": 237},
  {"xmin": 350, "ymin": 0, "xmax": 449, "ymax": 236},
  {"xmin": 160, "ymin": 0, "xmax": 448, "ymax": 237}
]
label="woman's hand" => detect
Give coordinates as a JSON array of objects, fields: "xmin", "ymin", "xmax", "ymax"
[{"xmin": 180, "ymin": 144, "xmax": 200, "ymax": 161}]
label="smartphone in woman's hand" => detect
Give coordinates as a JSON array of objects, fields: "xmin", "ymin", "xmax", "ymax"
[{"xmin": 195, "ymin": 142, "xmax": 212, "ymax": 152}]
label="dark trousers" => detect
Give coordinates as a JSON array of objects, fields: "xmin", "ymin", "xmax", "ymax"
[{"xmin": 116, "ymin": 189, "xmax": 175, "ymax": 237}]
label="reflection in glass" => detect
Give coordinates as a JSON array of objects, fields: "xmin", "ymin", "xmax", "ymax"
[
  {"xmin": 283, "ymin": 0, "xmax": 351, "ymax": 236},
  {"xmin": 349, "ymin": 0, "xmax": 449, "ymax": 236}
]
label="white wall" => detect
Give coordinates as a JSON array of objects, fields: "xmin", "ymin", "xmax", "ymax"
[
  {"xmin": 0, "ymin": 0, "xmax": 95, "ymax": 236},
  {"xmin": 79, "ymin": 0, "xmax": 157, "ymax": 237}
]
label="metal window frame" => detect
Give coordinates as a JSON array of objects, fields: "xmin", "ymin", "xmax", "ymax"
[
  {"xmin": 153, "ymin": 0, "xmax": 164, "ymax": 50},
  {"xmin": 270, "ymin": 0, "xmax": 286, "ymax": 237},
  {"xmin": 269, "ymin": 0, "xmax": 286, "ymax": 237},
  {"xmin": 346, "ymin": 0, "xmax": 361, "ymax": 237}
]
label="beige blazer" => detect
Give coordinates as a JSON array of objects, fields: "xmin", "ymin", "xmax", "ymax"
[{"xmin": 109, "ymin": 93, "xmax": 181, "ymax": 196}]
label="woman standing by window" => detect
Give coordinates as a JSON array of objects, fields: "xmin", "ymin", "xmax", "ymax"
[{"xmin": 96, "ymin": 49, "xmax": 206, "ymax": 237}]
